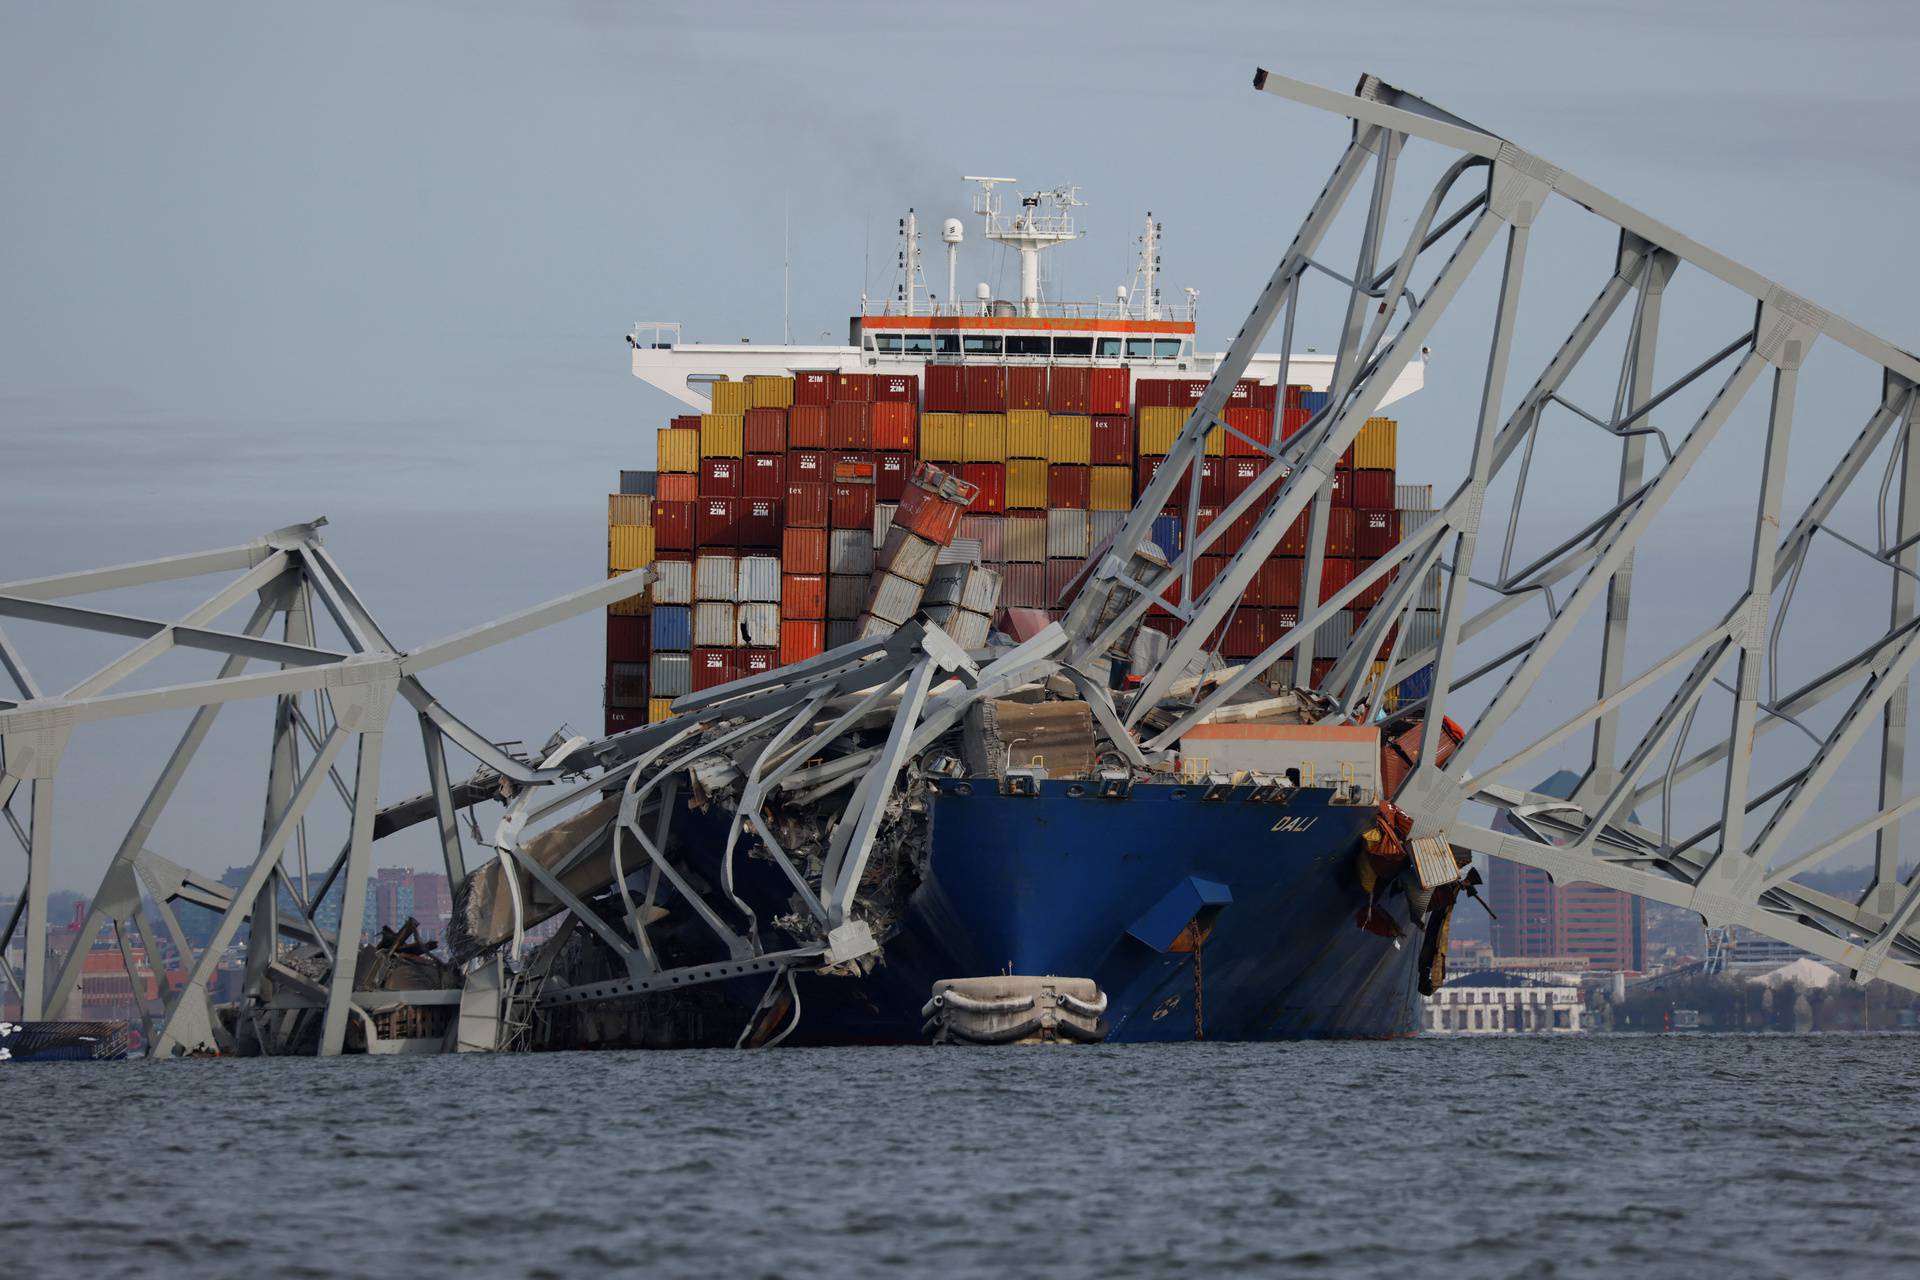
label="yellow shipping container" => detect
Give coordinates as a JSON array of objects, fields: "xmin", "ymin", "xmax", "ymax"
[
  {"xmin": 608, "ymin": 493, "xmax": 651, "ymax": 525},
  {"xmin": 1090, "ymin": 465, "xmax": 1133, "ymax": 511},
  {"xmin": 609, "ymin": 523, "xmax": 656, "ymax": 572},
  {"xmin": 1355, "ymin": 416, "xmax": 1397, "ymax": 470},
  {"xmin": 1045, "ymin": 415, "xmax": 1092, "ymax": 466},
  {"xmin": 919, "ymin": 412, "xmax": 966, "ymax": 463},
  {"xmin": 710, "ymin": 379, "xmax": 750, "ymax": 415},
  {"xmin": 648, "ymin": 697, "xmax": 676, "ymax": 723},
  {"xmin": 1137, "ymin": 406, "xmax": 1186, "ymax": 455},
  {"xmin": 1007, "ymin": 409, "xmax": 1049, "ymax": 459},
  {"xmin": 1205, "ymin": 416, "xmax": 1226, "ymax": 457},
  {"xmin": 700, "ymin": 413, "xmax": 745, "ymax": 458},
  {"xmin": 963, "ymin": 413, "xmax": 1009, "ymax": 463},
  {"xmin": 746, "ymin": 375, "xmax": 794, "ymax": 409},
  {"xmin": 1006, "ymin": 458, "xmax": 1048, "ymax": 509},
  {"xmin": 658, "ymin": 427, "xmax": 699, "ymax": 473},
  {"xmin": 1371, "ymin": 661, "xmax": 1399, "ymax": 713},
  {"xmin": 608, "ymin": 569, "xmax": 652, "ymax": 617}
]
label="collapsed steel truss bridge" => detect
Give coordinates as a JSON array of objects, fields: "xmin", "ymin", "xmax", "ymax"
[{"xmin": 5, "ymin": 68, "xmax": 1919, "ymax": 1056}]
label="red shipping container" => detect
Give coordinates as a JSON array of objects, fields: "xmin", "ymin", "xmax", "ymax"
[
  {"xmin": 1272, "ymin": 557, "xmax": 1304, "ymax": 607},
  {"xmin": 1135, "ymin": 380, "xmax": 1171, "ymax": 408},
  {"xmin": 1352, "ymin": 557, "xmax": 1394, "ymax": 609},
  {"xmin": 1047, "ymin": 464, "xmax": 1090, "ymax": 509},
  {"xmin": 964, "ymin": 365, "xmax": 1005, "ymax": 412},
  {"xmin": 1137, "ymin": 454, "xmax": 1181, "ymax": 510},
  {"xmin": 672, "ymin": 414, "xmax": 701, "ymax": 432},
  {"xmin": 787, "ymin": 447, "xmax": 828, "ymax": 482},
  {"xmin": 741, "ymin": 647, "xmax": 778, "ymax": 677},
  {"xmin": 1172, "ymin": 379, "xmax": 1209, "ymax": 407},
  {"xmin": 1194, "ymin": 554, "xmax": 1230, "ymax": 596},
  {"xmin": 691, "ymin": 647, "xmax": 738, "ymax": 692},
  {"xmin": 788, "ymin": 405, "xmax": 829, "ymax": 449},
  {"xmin": 782, "ymin": 525, "xmax": 827, "ymax": 574},
  {"xmin": 1005, "ymin": 366, "xmax": 1049, "ymax": 411},
  {"xmin": 927, "ymin": 364, "xmax": 967, "ymax": 413},
  {"xmin": 1048, "ymin": 366, "xmax": 1092, "ymax": 414},
  {"xmin": 1318, "ymin": 556, "xmax": 1356, "ymax": 603},
  {"xmin": 1311, "ymin": 657, "xmax": 1336, "ymax": 686},
  {"xmin": 744, "ymin": 407, "xmax": 787, "ymax": 454},
  {"xmin": 1001, "ymin": 563, "xmax": 1047, "ymax": 609},
  {"xmin": 794, "ymin": 370, "xmax": 833, "ymax": 406},
  {"xmin": 1192, "ymin": 505, "xmax": 1222, "ymax": 541},
  {"xmin": 737, "ymin": 496, "xmax": 781, "ymax": 548},
  {"xmin": 657, "ymin": 473, "xmax": 697, "ymax": 504},
  {"xmin": 1091, "ymin": 415, "xmax": 1134, "ymax": 465},
  {"xmin": 897, "ymin": 482, "xmax": 965, "ymax": 545},
  {"xmin": 829, "ymin": 401, "xmax": 872, "ymax": 450},
  {"xmin": 696, "ymin": 496, "xmax": 739, "ymax": 547},
  {"xmin": 1090, "ymin": 367, "xmax": 1130, "ymax": 416},
  {"xmin": 831, "ymin": 480, "xmax": 876, "ymax": 530},
  {"xmin": 1329, "ymin": 469, "xmax": 1354, "ymax": 508},
  {"xmin": 780, "ymin": 619, "xmax": 825, "ymax": 665},
  {"xmin": 1199, "ymin": 457, "xmax": 1226, "ymax": 508},
  {"xmin": 653, "ymin": 500, "xmax": 694, "ymax": 551},
  {"xmin": 607, "ymin": 615, "xmax": 650, "ymax": 662},
  {"xmin": 875, "ymin": 373, "xmax": 918, "ymax": 403},
  {"xmin": 782, "ymin": 573, "xmax": 826, "ymax": 620},
  {"xmin": 1281, "ymin": 407, "xmax": 1311, "ymax": 441},
  {"xmin": 1353, "ymin": 468, "xmax": 1395, "ymax": 512},
  {"xmin": 1219, "ymin": 507, "xmax": 1257, "ymax": 555},
  {"xmin": 698, "ymin": 457, "xmax": 742, "ymax": 497},
  {"xmin": 785, "ymin": 482, "xmax": 829, "ymax": 528},
  {"xmin": 1356, "ymin": 508, "xmax": 1400, "ymax": 558},
  {"xmin": 743, "ymin": 452, "xmax": 786, "ymax": 498},
  {"xmin": 872, "ymin": 402, "xmax": 916, "ymax": 450},
  {"xmin": 1220, "ymin": 610, "xmax": 1264, "ymax": 659},
  {"xmin": 875, "ymin": 450, "xmax": 913, "ymax": 502},
  {"xmin": 1285, "ymin": 385, "xmax": 1306, "ymax": 410},
  {"xmin": 1328, "ymin": 506, "xmax": 1356, "ymax": 556},
  {"xmin": 1279, "ymin": 510, "xmax": 1309, "ymax": 556},
  {"xmin": 962, "ymin": 463, "xmax": 1007, "ymax": 514},
  {"xmin": 1224, "ymin": 406, "xmax": 1274, "ymax": 457},
  {"xmin": 1244, "ymin": 559, "xmax": 1282, "ymax": 607},
  {"xmin": 833, "ymin": 372, "xmax": 874, "ymax": 403},
  {"xmin": 1250, "ymin": 381, "xmax": 1278, "ymax": 410},
  {"xmin": 1222, "ymin": 457, "xmax": 1264, "ymax": 504},
  {"xmin": 1046, "ymin": 558, "xmax": 1079, "ymax": 605},
  {"xmin": 832, "ymin": 449, "xmax": 875, "ymax": 476}
]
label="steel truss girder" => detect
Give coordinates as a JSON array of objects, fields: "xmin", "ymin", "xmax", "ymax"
[{"xmin": 1202, "ymin": 69, "xmax": 1920, "ymax": 992}]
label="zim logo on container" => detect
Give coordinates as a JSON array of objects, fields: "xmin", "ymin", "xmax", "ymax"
[{"xmin": 1270, "ymin": 816, "xmax": 1319, "ymax": 834}]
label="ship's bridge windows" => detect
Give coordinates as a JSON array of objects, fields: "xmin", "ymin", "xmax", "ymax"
[
  {"xmin": 1097, "ymin": 337, "xmax": 1123, "ymax": 358},
  {"xmin": 1155, "ymin": 338, "xmax": 1182, "ymax": 358},
  {"xmin": 874, "ymin": 335, "xmax": 903, "ymax": 354},
  {"xmin": 1054, "ymin": 336, "xmax": 1093, "ymax": 357},
  {"xmin": 963, "ymin": 334, "xmax": 1004, "ymax": 356},
  {"xmin": 1007, "ymin": 335, "xmax": 1050, "ymax": 357},
  {"xmin": 934, "ymin": 334, "xmax": 960, "ymax": 355},
  {"xmin": 902, "ymin": 333, "xmax": 933, "ymax": 355}
]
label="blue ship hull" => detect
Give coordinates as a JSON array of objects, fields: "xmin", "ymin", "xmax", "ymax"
[{"xmin": 781, "ymin": 779, "xmax": 1424, "ymax": 1043}]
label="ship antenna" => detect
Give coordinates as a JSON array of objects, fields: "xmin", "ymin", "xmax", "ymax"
[
  {"xmin": 783, "ymin": 202, "xmax": 792, "ymax": 344},
  {"xmin": 1123, "ymin": 212, "xmax": 1162, "ymax": 320},
  {"xmin": 966, "ymin": 175, "xmax": 1081, "ymax": 317},
  {"xmin": 897, "ymin": 209, "xmax": 930, "ymax": 316}
]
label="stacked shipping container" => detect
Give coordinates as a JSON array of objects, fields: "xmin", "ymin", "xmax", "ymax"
[{"xmin": 610, "ymin": 368, "xmax": 1438, "ymax": 729}]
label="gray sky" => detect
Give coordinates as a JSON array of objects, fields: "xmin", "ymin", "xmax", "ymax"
[{"xmin": 4, "ymin": 1, "xmax": 1919, "ymax": 889}]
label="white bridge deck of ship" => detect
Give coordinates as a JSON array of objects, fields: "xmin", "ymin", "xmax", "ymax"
[{"xmin": 5, "ymin": 68, "xmax": 1920, "ymax": 1057}]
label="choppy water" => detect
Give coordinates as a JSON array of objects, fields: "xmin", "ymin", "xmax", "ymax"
[{"xmin": 5, "ymin": 1035, "xmax": 1917, "ymax": 1278}]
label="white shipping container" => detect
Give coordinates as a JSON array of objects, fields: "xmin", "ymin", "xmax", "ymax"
[
  {"xmin": 873, "ymin": 503, "xmax": 898, "ymax": 547},
  {"xmin": 1417, "ymin": 567, "xmax": 1443, "ymax": 610},
  {"xmin": 829, "ymin": 529, "xmax": 875, "ymax": 576},
  {"xmin": 827, "ymin": 574, "xmax": 868, "ymax": 620},
  {"xmin": 854, "ymin": 615, "xmax": 898, "ymax": 641},
  {"xmin": 693, "ymin": 601, "xmax": 738, "ymax": 647},
  {"xmin": 1395, "ymin": 484, "xmax": 1433, "ymax": 510},
  {"xmin": 937, "ymin": 538, "xmax": 983, "ymax": 566},
  {"xmin": 1002, "ymin": 515, "xmax": 1046, "ymax": 563},
  {"xmin": 1404, "ymin": 608, "xmax": 1440, "ymax": 654},
  {"xmin": 865, "ymin": 571, "xmax": 925, "ymax": 626},
  {"xmin": 879, "ymin": 526, "xmax": 941, "ymax": 585},
  {"xmin": 649, "ymin": 651, "xmax": 691, "ymax": 698},
  {"xmin": 827, "ymin": 619, "xmax": 859, "ymax": 648},
  {"xmin": 1046, "ymin": 509, "xmax": 1091, "ymax": 560},
  {"xmin": 946, "ymin": 608, "xmax": 991, "ymax": 649},
  {"xmin": 738, "ymin": 555, "xmax": 781, "ymax": 603},
  {"xmin": 922, "ymin": 602, "xmax": 959, "ymax": 624},
  {"xmin": 1263, "ymin": 656, "xmax": 1297, "ymax": 689},
  {"xmin": 1399, "ymin": 506, "xmax": 1438, "ymax": 537},
  {"xmin": 651, "ymin": 558, "xmax": 692, "ymax": 606},
  {"xmin": 1089, "ymin": 510, "xmax": 1125, "ymax": 548},
  {"xmin": 1312, "ymin": 610, "xmax": 1355, "ymax": 660},
  {"xmin": 959, "ymin": 564, "xmax": 1002, "ymax": 614},
  {"xmin": 695, "ymin": 554, "xmax": 737, "ymax": 602},
  {"xmin": 738, "ymin": 602, "xmax": 781, "ymax": 646}
]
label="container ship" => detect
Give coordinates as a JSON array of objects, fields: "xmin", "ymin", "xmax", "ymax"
[{"xmin": 501, "ymin": 181, "xmax": 1464, "ymax": 1045}]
